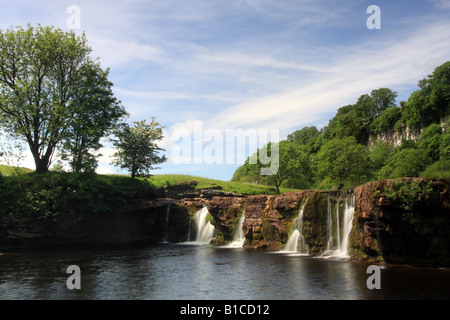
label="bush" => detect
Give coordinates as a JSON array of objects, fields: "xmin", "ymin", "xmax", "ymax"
[{"xmin": 0, "ymin": 172, "xmax": 160, "ymax": 221}]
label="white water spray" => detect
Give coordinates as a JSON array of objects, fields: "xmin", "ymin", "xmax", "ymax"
[
  {"xmin": 340, "ymin": 193, "xmax": 355, "ymax": 257},
  {"xmin": 282, "ymin": 203, "xmax": 308, "ymax": 254},
  {"xmin": 163, "ymin": 203, "xmax": 171, "ymax": 243},
  {"xmin": 193, "ymin": 207, "xmax": 216, "ymax": 244},
  {"xmin": 323, "ymin": 192, "xmax": 354, "ymax": 258},
  {"xmin": 227, "ymin": 211, "xmax": 246, "ymax": 248}
]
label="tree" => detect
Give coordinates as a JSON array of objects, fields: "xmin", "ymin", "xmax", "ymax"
[
  {"xmin": 287, "ymin": 126, "xmax": 320, "ymax": 147},
  {"xmin": 315, "ymin": 136, "xmax": 369, "ymax": 189},
  {"xmin": 60, "ymin": 61, "xmax": 127, "ymax": 173},
  {"xmin": 0, "ymin": 25, "xmax": 92, "ymax": 173},
  {"xmin": 111, "ymin": 119, "xmax": 167, "ymax": 178},
  {"xmin": 262, "ymin": 141, "xmax": 313, "ymax": 193},
  {"xmin": 378, "ymin": 148, "xmax": 430, "ymax": 179},
  {"xmin": 370, "ymin": 88, "xmax": 398, "ymax": 115},
  {"xmin": 324, "ymin": 88, "xmax": 397, "ymax": 144},
  {"xmin": 400, "ymin": 61, "xmax": 450, "ymax": 129},
  {"xmin": 417, "ymin": 123, "xmax": 443, "ymax": 162}
]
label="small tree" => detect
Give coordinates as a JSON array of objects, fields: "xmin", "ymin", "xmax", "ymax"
[
  {"xmin": 111, "ymin": 119, "xmax": 167, "ymax": 178},
  {"xmin": 60, "ymin": 61, "xmax": 127, "ymax": 173}
]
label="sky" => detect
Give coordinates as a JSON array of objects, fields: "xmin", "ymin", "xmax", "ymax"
[{"xmin": 1, "ymin": 0, "xmax": 450, "ymax": 180}]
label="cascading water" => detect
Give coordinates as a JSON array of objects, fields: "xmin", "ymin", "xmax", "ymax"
[
  {"xmin": 323, "ymin": 192, "xmax": 354, "ymax": 258},
  {"xmin": 193, "ymin": 206, "xmax": 216, "ymax": 244},
  {"xmin": 282, "ymin": 203, "xmax": 308, "ymax": 254},
  {"xmin": 163, "ymin": 203, "xmax": 171, "ymax": 243},
  {"xmin": 226, "ymin": 211, "xmax": 246, "ymax": 248},
  {"xmin": 340, "ymin": 192, "xmax": 355, "ymax": 257}
]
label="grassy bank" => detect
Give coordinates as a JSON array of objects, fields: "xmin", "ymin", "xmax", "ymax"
[
  {"xmin": 0, "ymin": 166, "xmax": 298, "ymax": 222},
  {"xmin": 147, "ymin": 174, "xmax": 299, "ymax": 195},
  {"xmin": 0, "ymin": 164, "xmax": 33, "ymax": 175}
]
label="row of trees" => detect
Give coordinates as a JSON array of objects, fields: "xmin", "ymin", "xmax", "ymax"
[
  {"xmin": 232, "ymin": 61, "xmax": 450, "ymax": 191},
  {"xmin": 0, "ymin": 25, "xmax": 166, "ymax": 177}
]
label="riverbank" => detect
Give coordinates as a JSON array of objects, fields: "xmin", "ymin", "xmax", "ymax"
[{"xmin": 1, "ymin": 171, "xmax": 449, "ymax": 267}]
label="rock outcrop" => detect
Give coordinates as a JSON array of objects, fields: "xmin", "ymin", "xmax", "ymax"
[{"xmin": 352, "ymin": 177, "xmax": 450, "ymax": 266}]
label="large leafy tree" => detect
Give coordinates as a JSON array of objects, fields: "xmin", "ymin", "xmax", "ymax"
[
  {"xmin": 261, "ymin": 141, "xmax": 313, "ymax": 193},
  {"xmin": 60, "ymin": 61, "xmax": 127, "ymax": 173},
  {"xmin": 324, "ymin": 88, "xmax": 397, "ymax": 144},
  {"xmin": 111, "ymin": 119, "xmax": 167, "ymax": 178},
  {"xmin": 0, "ymin": 25, "xmax": 92, "ymax": 173},
  {"xmin": 315, "ymin": 136, "xmax": 369, "ymax": 189},
  {"xmin": 401, "ymin": 61, "xmax": 450, "ymax": 129},
  {"xmin": 236, "ymin": 140, "xmax": 313, "ymax": 194}
]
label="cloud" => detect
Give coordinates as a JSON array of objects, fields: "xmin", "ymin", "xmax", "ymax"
[
  {"xmin": 431, "ymin": 0, "xmax": 450, "ymax": 9},
  {"xmin": 161, "ymin": 20, "xmax": 450, "ymax": 138},
  {"xmin": 88, "ymin": 37, "xmax": 162, "ymax": 69}
]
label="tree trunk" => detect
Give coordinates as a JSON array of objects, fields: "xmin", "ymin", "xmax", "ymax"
[
  {"xmin": 34, "ymin": 157, "xmax": 50, "ymax": 174},
  {"xmin": 31, "ymin": 145, "xmax": 54, "ymax": 174}
]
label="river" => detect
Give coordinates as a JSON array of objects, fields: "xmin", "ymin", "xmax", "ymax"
[{"xmin": 1, "ymin": 243, "xmax": 449, "ymax": 300}]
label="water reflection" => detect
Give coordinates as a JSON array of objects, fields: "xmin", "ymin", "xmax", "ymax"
[{"xmin": 1, "ymin": 244, "xmax": 449, "ymax": 300}]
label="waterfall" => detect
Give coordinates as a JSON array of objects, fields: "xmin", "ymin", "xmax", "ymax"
[
  {"xmin": 163, "ymin": 203, "xmax": 171, "ymax": 243},
  {"xmin": 340, "ymin": 192, "xmax": 355, "ymax": 257},
  {"xmin": 324, "ymin": 192, "xmax": 354, "ymax": 258},
  {"xmin": 187, "ymin": 218, "xmax": 192, "ymax": 242},
  {"xmin": 226, "ymin": 211, "xmax": 246, "ymax": 248},
  {"xmin": 193, "ymin": 207, "xmax": 216, "ymax": 244},
  {"xmin": 282, "ymin": 203, "xmax": 308, "ymax": 254}
]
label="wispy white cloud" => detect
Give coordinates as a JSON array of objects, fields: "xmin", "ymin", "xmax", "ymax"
[{"xmin": 165, "ymin": 21, "xmax": 450, "ymax": 135}]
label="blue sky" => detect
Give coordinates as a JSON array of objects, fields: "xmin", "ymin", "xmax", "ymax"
[{"xmin": 1, "ymin": 0, "xmax": 450, "ymax": 180}]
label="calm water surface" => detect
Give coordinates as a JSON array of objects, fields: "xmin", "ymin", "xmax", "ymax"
[{"xmin": 1, "ymin": 243, "xmax": 449, "ymax": 300}]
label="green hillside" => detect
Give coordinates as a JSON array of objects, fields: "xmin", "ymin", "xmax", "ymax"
[{"xmin": 148, "ymin": 174, "xmax": 298, "ymax": 195}]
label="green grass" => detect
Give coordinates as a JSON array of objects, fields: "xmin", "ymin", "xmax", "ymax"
[
  {"xmin": 0, "ymin": 164, "xmax": 33, "ymax": 175},
  {"xmin": 1, "ymin": 163, "xmax": 298, "ymax": 195},
  {"xmin": 147, "ymin": 174, "xmax": 299, "ymax": 195}
]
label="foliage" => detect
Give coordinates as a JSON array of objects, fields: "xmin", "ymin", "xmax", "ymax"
[
  {"xmin": 59, "ymin": 61, "xmax": 128, "ymax": 173},
  {"xmin": 287, "ymin": 126, "xmax": 322, "ymax": 152},
  {"xmin": 257, "ymin": 141, "xmax": 313, "ymax": 193},
  {"xmin": 0, "ymin": 24, "xmax": 126, "ymax": 174},
  {"xmin": 399, "ymin": 61, "xmax": 450, "ymax": 129},
  {"xmin": 324, "ymin": 88, "xmax": 398, "ymax": 144},
  {"xmin": 231, "ymin": 141, "xmax": 313, "ymax": 193},
  {"xmin": 0, "ymin": 25, "xmax": 92, "ymax": 173},
  {"xmin": 111, "ymin": 119, "xmax": 167, "ymax": 178},
  {"xmin": 417, "ymin": 123, "xmax": 443, "ymax": 162},
  {"xmin": 384, "ymin": 180, "xmax": 434, "ymax": 226},
  {"xmin": 368, "ymin": 141, "xmax": 392, "ymax": 173},
  {"xmin": 315, "ymin": 136, "xmax": 369, "ymax": 189},
  {"xmin": 370, "ymin": 106, "xmax": 402, "ymax": 134},
  {"xmin": 0, "ymin": 172, "xmax": 159, "ymax": 221},
  {"xmin": 378, "ymin": 148, "xmax": 430, "ymax": 179},
  {"xmin": 420, "ymin": 159, "xmax": 450, "ymax": 178}
]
